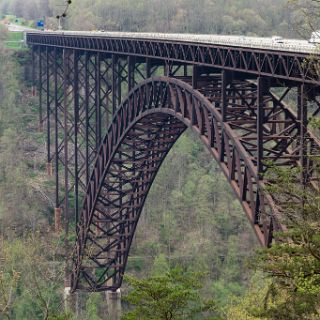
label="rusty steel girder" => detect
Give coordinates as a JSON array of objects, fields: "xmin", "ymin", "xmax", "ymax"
[
  {"xmin": 36, "ymin": 48, "xmax": 171, "ymax": 232},
  {"xmin": 30, "ymin": 37, "xmax": 320, "ymax": 293},
  {"xmin": 69, "ymin": 76, "xmax": 320, "ymax": 292},
  {"xmin": 27, "ymin": 32, "xmax": 320, "ymax": 84}
]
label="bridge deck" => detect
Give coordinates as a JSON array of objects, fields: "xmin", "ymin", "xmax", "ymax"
[
  {"xmin": 26, "ymin": 31, "xmax": 320, "ymax": 84},
  {"xmin": 28, "ymin": 30, "xmax": 319, "ymax": 54}
]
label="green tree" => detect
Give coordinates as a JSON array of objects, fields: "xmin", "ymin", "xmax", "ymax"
[
  {"xmin": 252, "ymin": 166, "xmax": 320, "ymax": 319},
  {"xmin": 223, "ymin": 274, "xmax": 268, "ymax": 320},
  {"xmin": 288, "ymin": 0, "xmax": 320, "ymax": 36},
  {"xmin": 122, "ymin": 268, "xmax": 217, "ymax": 320},
  {"xmin": 151, "ymin": 253, "xmax": 170, "ymax": 276}
]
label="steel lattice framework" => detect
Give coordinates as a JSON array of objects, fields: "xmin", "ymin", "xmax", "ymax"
[{"xmin": 27, "ymin": 32, "xmax": 320, "ymax": 292}]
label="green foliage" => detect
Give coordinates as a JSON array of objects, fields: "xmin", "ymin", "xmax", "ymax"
[
  {"xmin": 0, "ymin": 23, "xmax": 8, "ymax": 41},
  {"xmin": 0, "ymin": 0, "xmax": 307, "ymax": 38},
  {"xmin": 131, "ymin": 130, "xmax": 257, "ymax": 315},
  {"xmin": 83, "ymin": 293, "xmax": 103, "ymax": 320},
  {"xmin": 0, "ymin": 46, "xmax": 46, "ymax": 236},
  {"xmin": 151, "ymin": 253, "xmax": 170, "ymax": 276},
  {"xmin": 122, "ymin": 268, "xmax": 217, "ymax": 320},
  {"xmin": 0, "ymin": 234, "xmax": 66, "ymax": 320},
  {"xmin": 6, "ymin": 31, "xmax": 23, "ymax": 41},
  {"xmin": 4, "ymin": 31, "xmax": 24, "ymax": 50},
  {"xmin": 287, "ymin": 0, "xmax": 320, "ymax": 35},
  {"xmin": 251, "ymin": 165, "xmax": 320, "ymax": 319},
  {"xmin": 223, "ymin": 274, "xmax": 269, "ymax": 320}
]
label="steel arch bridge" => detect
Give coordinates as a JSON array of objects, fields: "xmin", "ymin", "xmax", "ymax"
[{"xmin": 26, "ymin": 31, "xmax": 320, "ymax": 292}]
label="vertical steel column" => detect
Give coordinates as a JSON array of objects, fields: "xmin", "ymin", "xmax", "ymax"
[
  {"xmin": 46, "ymin": 47, "xmax": 52, "ymax": 176},
  {"xmin": 112, "ymin": 54, "xmax": 119, "ymax": 113},
  {"xmin": 255, "ymin": 77, "xmax": 268, "ymax": 228},
  {"xmin": 74, "ymin": 50, "xmax": 80, "ymax": 227},
  {"xmin": 298, "ymin": 84, "xmax": 308, "ymax": 185},
  {"xmin": 71, "ymin": 52, "xmax": 89, "ymax": 213},
  {"xmin": 183, "ymin": 65, "xmax": 188, "ymax": 77},
  {"xmin": 128, "ymin": 56, "xmax": 135, "ymax": 91},
  {"xmin": 146, "ymin": 58, "xmax": 151, "ymax": 79},
  {"xmin": 63, "ymin": 48, "xmax": 70, "ymax": 237},
  {"xmin": 54, "ymin": 47, "xmax": 62, "ymax": 232},
  {"xmin": 66, "ymin": 70, "xmax": 73, "ymax": 291},
  {"xmin": 219, "ymin": 70, "xmax": 228, "ymax": 162},
  {"xmin": 38, "ymin": 46, "xmax": 43, "ymax": 131},
  {"xmin": 221, "ymin": 70, "xmax": 228, "ymax": 122},
  {"xmin": 82, "ymin": 52, "xmax": 101, "ymax": 174},
  {"xmin": 97, "ymin": 55, "xmax": 112, "ymax": 137},
  {"xmin": 32, "ymin": 46, "xmax": 36, "ymax": 96},
  {"xmin": 257, "ymin": 77, "xmax": 267, "ymax": 176},
  {"xmin": 96, "ymin": 52, "xmax": 102, "ymax": 148},
  {"xmin": 192, "ymin": 65, "xmax": 199, "ymax": 89},
  {"xmin": 164, "ymin": 61, "xmax": 170, "ymax": 76},
  {"xmin": 117, "ymin": 58, "xmax": 122, "ymax": 106},
  {"xmin": 84, "ymin": 52, "xmax": 90, "ymax": 185}
]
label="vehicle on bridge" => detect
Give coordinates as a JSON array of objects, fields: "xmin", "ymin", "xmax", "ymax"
[
  {"xmin": 271, "ymin": 35, "xmax": 284, "ymax": 44},
  {"xmin": 309, "ymin": 30, "xmax": 320, "ymax": 44}
]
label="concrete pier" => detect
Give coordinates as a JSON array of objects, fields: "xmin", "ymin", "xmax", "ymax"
[
  {"xmin": 46, "ymin": 162, "xmax": 53, "ymax": 176},
  {"xmin": 54, "ymin": 207, "xmax": 62, "ymax": 232},
  {"xmin": 106, "ymin": 289, "xmax": 122, "ymax": 319}
]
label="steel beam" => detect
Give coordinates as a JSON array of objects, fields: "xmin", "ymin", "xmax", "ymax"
[
  {"xmin": 298, "ymin": 84, "xmax": 309, "ymax": 185},
  {"xmin": 45, "ymin": 47, "xmax": 55, "ymax": 176},
  {"xmin": 257, "ymin": 77, "xmax": 268, "ymax": 176},
  {"xmin": 95, "ymin": 52, "xmax": 102, "ymax": 149},
  {"xmin": 112, "ymin": 54, "xmax": 119, "ymax": 113},
  {"xmin": 84, "ymin": 51, "xmax": 90, "ymax": 185},
  {"xmin": 63, "ymin": 48, "xmax": 70, "ymax": 236},
  {"xmin": 38, "ymin": 46, "xmax": 43, "ymax": 131},
  {"xmin": 26, "ymin": 33, "xmax": 320, "ymax": 84},
  {"xmin": 128, "ymin": 56, "xmax": 135, "ymax": 91},
  {"xmin": 54, "ymin": 47, "xmax": 62, "ymax": 231},
  {"xmin": 32, "ymin": 46, "xmax": 36, "ymax": 96},
  {"xmin": 28, "ymin": 35, "xmax": 320, "ymax": 294},
  {"xmin": 74, "ymin": 50, "xmax": 80, "ymax": 226}
]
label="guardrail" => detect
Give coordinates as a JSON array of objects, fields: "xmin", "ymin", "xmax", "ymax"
[{"xmin": 28, "ymin": 30, "xmax": 320, "ymax": 55}]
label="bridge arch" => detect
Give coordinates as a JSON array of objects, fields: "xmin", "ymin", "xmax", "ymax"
[{"xmin": 71, "ymin": 76, "xmax": 278, "ymax": 292}]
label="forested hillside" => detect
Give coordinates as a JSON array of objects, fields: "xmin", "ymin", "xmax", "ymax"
[
  {"xmin": 0, "ymin": 0, "xmax": 316, "ymax": 37},
  {"xmin": 1, "ymin": 0, "xmax": 320, "ymax": 319}
]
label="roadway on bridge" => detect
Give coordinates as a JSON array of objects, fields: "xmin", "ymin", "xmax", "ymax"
[
  {"xmin": 6, "ymin": 23, "xmax": 36, "ymax": 32},
  {"xmin": 31, "ymin": 29, "xmax": 320, "ymax": 54}
]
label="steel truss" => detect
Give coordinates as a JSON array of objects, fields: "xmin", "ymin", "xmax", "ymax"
[
  {"xmin": 35, "ymin": 49, "xmax": 167, "ymax": 230},
  {"xmin": 27, "ymin": 32, "xmax": 320, "ymax": 84},
  {"xmin": 68, "ymin": 75, "xmax": 320, "ymax": 292},
  {"xmin": 31, "ymin": 43, "xmax": 320, "ymax": 292}
]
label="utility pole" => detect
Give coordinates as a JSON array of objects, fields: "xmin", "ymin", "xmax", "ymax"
[{"xmin": 56, "ymin": 0, "xmax": 72, "ymax": 30}]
